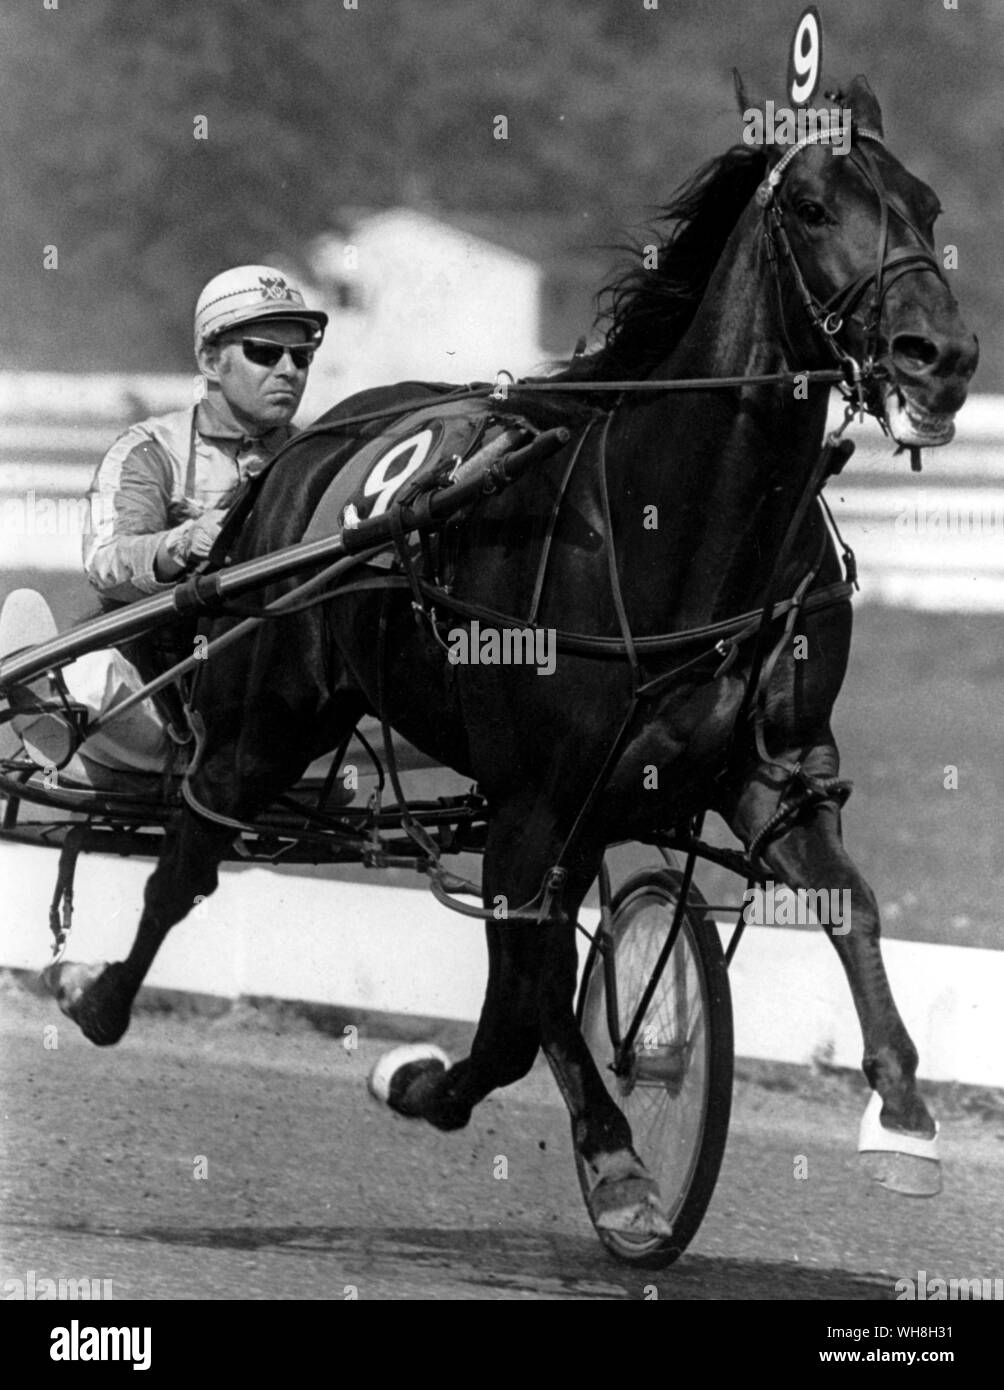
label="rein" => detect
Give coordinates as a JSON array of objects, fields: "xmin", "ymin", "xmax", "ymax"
[{"xmin": 274, "ymin": 371, "xmax": 851, "ymax": 462}]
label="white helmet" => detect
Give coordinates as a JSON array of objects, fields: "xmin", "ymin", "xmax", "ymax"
[{"xmin": 194, "ymin": 264, "xmax": 328, "ymax": 353}]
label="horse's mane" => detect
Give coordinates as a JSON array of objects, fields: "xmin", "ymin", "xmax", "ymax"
[{"xmin": 552, "ymin": 144, "xmax": 767, "ymax": 385}]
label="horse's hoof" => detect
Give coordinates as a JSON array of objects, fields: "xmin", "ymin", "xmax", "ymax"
[
  {"xmin": 590, "ymin": 1177, "xmax": 674, "ymax": 1238},
  {"xmin": 42, "ymin": 961, "xmax": 132, "ymax": 1047},
  {"xmin": 586, "ymin": 1151, "xmax": 674, "ymax": 1239},
  {"xmin": 369, "ymin": 1043, "xmax": 450, "ymax": 1116},
  {"xmin": 858, "ymin": 1091, "xmax": 941, "ymax": 1196}
]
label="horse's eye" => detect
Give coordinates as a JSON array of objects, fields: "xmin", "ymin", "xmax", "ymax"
[{"xmin": 797, "ymin": 201, "xmax": 829, "ymax": 227}]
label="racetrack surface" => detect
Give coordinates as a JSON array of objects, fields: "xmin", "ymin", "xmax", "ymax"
[{"xmin": 2, "ymin": 984, "xmax": 1001, "ymax": 1302}]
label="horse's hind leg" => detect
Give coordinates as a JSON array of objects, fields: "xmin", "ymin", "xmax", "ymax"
[
  {"xmin": 730, "ymin": 785, "xmax": 939, "ymax": 1192},
  {"xmin": 378, "ymin": 808, "xmax": 604, "ymax": 1129},
  {"xmin": 50, "ymin": 692, "xmax": 362, "ymax": 1045},
  {"xmin": 48, "ymin": 807, "xmax": 238, "ymax": 1045},
  {"xmin": 375, "ymin": 809, "xmax": 671, "ymax": 1236}
]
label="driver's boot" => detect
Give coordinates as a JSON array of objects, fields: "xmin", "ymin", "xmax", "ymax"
[{"xmin": 0, "ymin": 589, "xmax": 79, "ymax": 767}]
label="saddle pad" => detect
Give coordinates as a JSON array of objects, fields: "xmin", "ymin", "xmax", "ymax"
[{"xmin": 300, "ymin": 398, "xmax": 517, "ymax": 552}]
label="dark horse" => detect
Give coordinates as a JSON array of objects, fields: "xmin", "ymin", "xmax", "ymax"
[{"xmin": 51, "ymin": 77, "xmax": 977, "ymax": 1237}]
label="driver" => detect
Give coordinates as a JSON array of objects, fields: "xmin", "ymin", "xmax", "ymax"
[{"xmin": 0, "ymin": 265, "xmax": 327, "ymax": 777}]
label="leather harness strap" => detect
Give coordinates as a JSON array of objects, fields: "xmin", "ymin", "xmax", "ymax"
[
  {"xmin": 419, "ymin": 569, "xmax": 853, "ymax": 660},
  {"xmin": 526, "ymin": 419, "xmax": 597, "ymax": 628}
]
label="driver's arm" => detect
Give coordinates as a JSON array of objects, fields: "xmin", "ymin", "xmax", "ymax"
[{"xmin": 83, "ymin": 430, "xmax": 200, "ymax": 604}]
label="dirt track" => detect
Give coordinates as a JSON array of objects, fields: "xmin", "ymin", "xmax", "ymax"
[{"xmin": 1, "ymin": 982, "xmax": 1001, "ymax": 1302}]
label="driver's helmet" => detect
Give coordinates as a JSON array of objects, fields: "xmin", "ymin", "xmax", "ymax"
[{"xmin": 194, "ymin": 265, "xmax": 328, "ymax": 354}]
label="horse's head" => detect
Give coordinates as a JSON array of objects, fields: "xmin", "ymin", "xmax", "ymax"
[{"xmin": 737, "ymin": 73, "xmax": 978, "ymax": 448}]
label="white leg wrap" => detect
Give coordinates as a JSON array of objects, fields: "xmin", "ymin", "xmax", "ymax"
[
  {"xmin": 858, "ymin": 1090, "xmax": 940, "ymax": 1159},
  {"xmin": 368, "ymin": 1043, "xmax": 450, "ymax": 1103}
]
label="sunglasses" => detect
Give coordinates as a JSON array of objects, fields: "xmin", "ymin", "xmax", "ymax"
[{"xmin": 239, "ymin": 337, "xmax": 317, "ymax": 370}]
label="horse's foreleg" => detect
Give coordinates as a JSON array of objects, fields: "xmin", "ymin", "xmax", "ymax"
[
  {"xmin": 534, "ymin": 912, "xmax": 674, "ymax": 1238},
  {"xmin": 736, "ymin": 793, "xmax": 940, "ymax": 1192}
]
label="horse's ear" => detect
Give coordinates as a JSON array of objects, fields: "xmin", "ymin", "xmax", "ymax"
[
  {"xmin": 845, "ymin": 75, "xmax": 884, "ymax": 137},
  {"xmin": 734, "ymin": 68, "xmax": 772, "ymax": 153},
  {"xmin": 733, "ymin": 68, "xmax": 755, "ymax": 115}
]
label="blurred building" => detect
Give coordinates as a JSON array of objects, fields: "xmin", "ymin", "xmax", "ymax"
[{"xmin": 295, "ymin": 207, "xmax": 605, "ymax": 416}]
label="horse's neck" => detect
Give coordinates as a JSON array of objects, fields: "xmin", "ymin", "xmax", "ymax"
[{"xmin": 609, "ymin": 210, "xmax": 832, "ymax": 625}]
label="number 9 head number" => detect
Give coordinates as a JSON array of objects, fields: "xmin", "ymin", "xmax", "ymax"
[{"xmin": 788, "ymin": 6, "xmax": 822, "ymax": 108}]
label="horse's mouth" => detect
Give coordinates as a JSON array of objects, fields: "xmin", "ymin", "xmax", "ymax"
[{"xmin": 882, "ymin": 385, "xmax": 956, "ymax": 448}]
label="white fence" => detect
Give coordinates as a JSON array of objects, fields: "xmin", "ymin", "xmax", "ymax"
[{"xmin": 2, "ymin": 843, "xmax": 1002, "ymax": 1085}]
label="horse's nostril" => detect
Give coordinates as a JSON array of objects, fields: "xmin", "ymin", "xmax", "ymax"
[{"xmin": 891, "ymin": 334, "xmax": 940, "ymax": 369}]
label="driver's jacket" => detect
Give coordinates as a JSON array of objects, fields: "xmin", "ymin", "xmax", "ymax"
[{"xmin": 82, "ymin": 393, "xmax": 296, "ymax": 607}]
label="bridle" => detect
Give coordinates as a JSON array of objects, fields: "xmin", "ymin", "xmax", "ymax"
[{"xmin": 758, "ymin": 126, "xmax": 949, "ymax": 416}]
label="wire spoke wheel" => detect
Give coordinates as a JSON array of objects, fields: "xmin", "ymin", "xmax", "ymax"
[{"xmin": 575, "ymin": 868, "xmax": 733, "ymax": 1267}]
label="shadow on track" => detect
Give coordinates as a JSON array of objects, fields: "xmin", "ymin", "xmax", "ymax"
[{"xmin": 57, "ymin": 1220, "xmax": 894, "ymax": 1300}]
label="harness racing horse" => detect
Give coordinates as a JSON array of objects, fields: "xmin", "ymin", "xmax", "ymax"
[{"xmin": 50, "ymin": 77, "xmax": 977, "ymax": 1240}]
